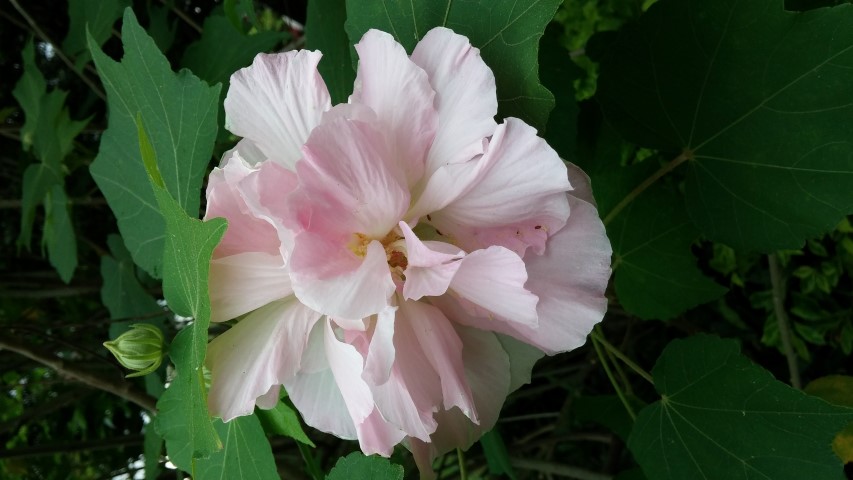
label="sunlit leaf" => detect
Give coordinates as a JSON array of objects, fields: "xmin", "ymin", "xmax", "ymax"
[
  {"xmin": 596, "ymin": 0, "xmax": 853, "ymax": 251},
  {"xmin": 806, "ymin": 375, "xmax": 853, "ymax": 463},
  {"xmin": 628, "ymin": 335, "xmax": 853, "ymax": 480},
  {"xmin": 344, "ymin": 0, "xmax": 561, "ymax": 131},
  {"xmin": 88, "ymin": 8, "xmax": 220, "ymax": 278},
  {"xmin": 326, "ymin": 452, "xmax": 403, "ymax": 480},
  {"xmin": 195, "ymin": 415, "xmax": 279, "ymax": 480}
]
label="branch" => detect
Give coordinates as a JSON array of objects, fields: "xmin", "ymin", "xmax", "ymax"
[
  {"xmin": 768, "ymin": 253, "xmax": 802, "ymax": 389},
  {"xmin": 0, "ymin": 334, "xmax": 157, "ymax": 412},
  {"xmin": 0, "ymin": 434, "xmax": 144, "ymax": 459}
]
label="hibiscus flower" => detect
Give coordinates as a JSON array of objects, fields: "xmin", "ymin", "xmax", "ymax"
[{"xmin": 203, "ymin": 26, "xmax": 612, "ymax": 474}]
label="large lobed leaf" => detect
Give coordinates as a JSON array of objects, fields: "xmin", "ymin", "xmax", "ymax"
[
  {"xmin": 596, "ymin": 0, "xmax": 853, "ymax": 252},
  {"xmin": 195, "ymin": 415, "xmax": 279, "ymax": 480},
  {"xmin": 88, "ymin": 8, "xmax": 220, "ymax": 278},
  {"xmin": 344, "ymin": 0, "xmax": 561, "ymax": 131},
  {"xmin": 629, "ymin": 335, "xmax": 853, "ymax": 480}
]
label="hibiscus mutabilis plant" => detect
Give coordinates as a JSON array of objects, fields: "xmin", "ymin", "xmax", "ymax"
[{"xmin": 202, "ymin": 26, "xmax": 611, "ymax": 474}]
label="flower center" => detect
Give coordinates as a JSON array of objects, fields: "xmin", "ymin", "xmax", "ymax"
[{"xmin": 348, "ymin": 229, "xmax": 408, "ymax": 276}]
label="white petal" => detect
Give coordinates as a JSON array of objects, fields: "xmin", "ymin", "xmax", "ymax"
[
  {"xmin": 449, "ymin": 246, "xmax": 539, "ymax": 328},
  {"xmin": 209, "ymin": 252, "xmax": 291, "ymax": 323},
  {"xmin": 207, "ymin": 298, "xmax": 321, "ymax": 421},
  {"xmin": 256, "ymin": 385, "xmax": 281, "ymax": 409},
  {"xmin": 399, "ymin": 221, "xmax": 464, "ymax": 301},
  {"xmin": 411, "ymin": 27, "xmax": 497, "ymax": 176},
  {"xmin": 225, "ymin": 51, "xmax": 331, "ymax": 170},
  {"xmin": 363, "ymin": 306, "xmax": 397, "ymax": 386}
]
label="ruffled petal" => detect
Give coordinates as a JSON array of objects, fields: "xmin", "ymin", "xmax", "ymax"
[
  {"xmin": 205, "ymin": 151, "xmax": 282, "ymax": 259},
  {"xmin": 351, "ymin": 30, "xmax": 437, "ymax": 186},
  {"xmin": 399, "ymin": 221, "xmax": 464, "ymax": 301},
  {"xmin": 399, "ymin": 300, "xmax": 476, "ymax": 421},
  {"xmin": 363, "ymin": 306, "xmax": 397, "ymax": 385},
  {"xmin": 291, "ymin": 240, "xmax": 395, "ymax": 319},
  {"xmin": 224, "ymin": 51, "xmax": 331, "ymax": 169},
  {"xmin": 207, "ymin": 298, "xmax": 321, "ymax": 421},
  {"xmin": 256, "ymin": 385, "xmax": 281, "ymax": 409},
  {"xmin": 411, "ymin": 27, "xmax": 497, "ymax": 176},
  {"xmin": 520, "ymin": 194, "xmax": 612, "ymax": 353},
  {"xmin": 449, "ymin": 246, "xmax": 539, "ymax": 328},
  {"xmin": 430, "ymin": 118, "xmax": 571, "ymax": 256},
  {"xmin": 294, "ymin": 117, "xmax": 410, "ymax": 238},
  {"xmin": 208, "ymin": 252, "xmax": 291, "ymax": 323}
]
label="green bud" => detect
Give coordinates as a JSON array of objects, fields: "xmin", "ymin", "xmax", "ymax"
[{"xmin": 103, "ymin": 324, "xmax": 165, "ymax": 378}]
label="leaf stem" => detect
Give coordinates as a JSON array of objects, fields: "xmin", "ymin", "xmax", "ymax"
[
  {"xmin": 590, "ymin": 334, "xmax": 636, "ymax": 421},
  {"xmin": 603, "ymin": 151, "xmax": 690, "ymax": 226},
  {"xmin": 296, "ymin": 442, "xmax": 324, "ymax": 480},
  {"xmin": 457, "ymin": 448, "xmax": 468, "ymax": 480},
  {"xmin": 7, "ymin": 0, "xmax": 107, "ymax": 101},
  {"xmin": 591, "ymin": 327, "xmax": 654, "ymax": 385},
  {"xmin": 768, "ymin": 253, "xmax": 802, "ymax": 389}
]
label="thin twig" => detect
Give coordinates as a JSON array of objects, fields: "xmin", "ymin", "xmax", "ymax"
[
  {"xmin": 768, "ymin": 253, "xmax": 802, "ymax": 389},
  {"xmin": 160, "ymin": 0, "xmax": 202, "ymax": 33},
  {"xmin": 7, "ymin": 0, "xmax": 107, "ymax": 101},
  {"xmin": 510, "ymin": 458, "xmax": 612, "ymax": 480},
  {"xmin": 591, "ymin": 335, "xmax": 635, "ymax": 421},
  {"xmin": 0, "ymin": 334, "xmax": 157, "ymax": 412},
  {"xmin": 0, "ymin": 434, "xmax": 144, "ymax": 459},
  {"xmin": 603, "ymin": 151, "xmax": 691, "ymax": 226},
  {"xmin": 591, "ymin": 327, "xmax": 654, "ymax": 385}
]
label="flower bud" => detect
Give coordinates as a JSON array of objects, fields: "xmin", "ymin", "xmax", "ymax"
[{"xmin": 103, "ymin": 324, "xmax": 165, "ymax": 378}]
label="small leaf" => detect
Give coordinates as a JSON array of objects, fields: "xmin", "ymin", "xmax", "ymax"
[
  {"xmin": 256, "ymin": 401, "xmax": 315, "ymax": 446},
  {"xmin": 101, "ymin": 234, "xmax": 164, "ymax": 337},
  {"xmin": 344, "ymin": 0, "xmax": 562, "ymax": 131},
  {"xmin": 306, "ymin": 0, "xmax": 354, "ymax": 104},
  {"xmin": 224, "ymin": 0, "xmax": 259, "ymax": 33},
  {"xmin": 596, "ymin": 0, "xmax": 853, "ymax": 251},
  {"xmin": 42, "ymin": 185, "xmax": 77, "ymax": 283},
  {"xmin": 628, "ymin": 335, "xmax": 853, "ymax": 480},
  {"xmin": 143, "ymin": 424, "xmax": 163, "ymax": 480},
  {"xmin": 195, "ymin": 415, "xmax": 279, "ymax": 480},
  {"xmin": 89, "ymin": 8, "xmax": 220, "ymax": 278},
  {"xmin": 326, "ymin": 452, "xmax": 403, "ymax": 480},
  {"xmin": 63, "ymin": 0, "xmax": 131, "ymax": 67},
  {"xmin": 480, "ymin": 428, "xmax": 517, "ymax": 480}
]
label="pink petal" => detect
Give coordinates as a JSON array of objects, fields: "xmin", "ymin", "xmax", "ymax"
[
  {"xmin": 208, "ymin": 252, "xmax": 291, "ymax": 323},
  {"xmin": 225, "ymin": 51, "xmax": 331, "ymax": 169},
  {"xmin": 520, "ymin": 194, "xmax": 612, "ymax": 353},
  {"xmin": 351, "ymin": 30, "xmax": 437, "ymax": 187},
  {"xmin": 357, "ymin": 408, "xmax": 406, "ymax": 456},
  {"xmin": 237, "ymin": 159, "xmax": 299, "ymax": 255},
  {"xmin": 399, "ymin": 221, "xmax": 464, "ymax": 301},
  {"xmin": 207, "ymin": 299, "xmax": 321, "ymax": 421},
  {"xmin": 323, "ymin": 320, "xmax": 374, "ymax": 431},
  {"xmin": 362, "ymin": 306, "xmax": 397, "ymax": 385},
  {"xmin": 294, "ymin": 117, "xmax": 410, "ymax": 238},
  {"xmin": 291, "ymin": 240, "xmax": 395, "ymax": 319},
  {"xmin": 449, "ymin": 246, "xmax": 539, "ymax": 328},
  {"xmin": 399, "ymin": 299, "xmax": 477, "ymax": 421},
  {"xmin": 256, "ymin": 385, "xmax": 281, "ymax": 409},
  {"xmin": 430, "ymin": 118, "xmax": 571, "ymax": 256},
  {"xmin": 411, "ymin": 27, "xmax": 497, "ymax": 176},
  {"xmin": 205, "ymin": 151, "xmax": 281, "ymax": 259}
]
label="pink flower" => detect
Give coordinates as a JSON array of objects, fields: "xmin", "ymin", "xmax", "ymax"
[{"xmin": 204, "ymin": 27, "xmax": 612, "ymax": 472}]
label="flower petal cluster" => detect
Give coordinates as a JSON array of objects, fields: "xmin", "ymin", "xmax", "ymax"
[{"xmin": 203, "ymin": 27, "xmax": 612, "ymax": 471}]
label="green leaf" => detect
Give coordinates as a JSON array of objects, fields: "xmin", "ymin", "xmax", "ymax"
[
  {"xmin": 18, "ymin": 164, "xmax": 62, "ymax": 250},
  {"xmin": 628, "ymin": 335, "xmax": 853, "ymax": 480},
  {"xmin": 610, "ymin": 184, "xmax": 727, "ymax": 319},
  {"xmin": 146, "ymin": 4, "xmax": 177, "ymax": 53},
  {"xmin": 480, "ymin": 428, "xmax": 517, "ymax": 480},
  {"xmin": 137, "ymin": 115, "xmax": 226, "ymax": 472},
  {"xmin": 256, "ymin": 401, "xmax": 315, "ymax": 446},
  {"xmin": 89, "ymin": 8, "xmax": 221, "ymax": 278},
  {"xmin": 11, "ymin": 39, "xmax": 45, "ymax": 151},
  {"xmin": 344, "ymin": 0, "xmax": 562, "ymax": 131},
  {"xmin": 42, "ymin": 186, "xmax": 77, "ymax": 283},
  {"xmin": 195, "ymin": 415, "xmax": 279, "ymax": 480},
  {"xmin": 806, "ymin": 375, "xmax": 853, "ymax": 463},
  {"xmin": 573, "ymin": 395, "xmax": 645, "ymax": 442},
  {"xmin": 63, "ymin": 0, "xmax": 131, "ymax": 67},
  {"xmin": 306, "ymin": 0, "xmax": 355, "ymax": 104},
  {"xmin": 182, "ymin": 15, "xmax": 286, "ymax": 89},
  {"xmin": 326, "ymin": 452, "xmax": 404, "ymax": 480},
  {"xmin": 224, "ymin": 0, "xmax": 259, "ymax": 33},
  {"xmin": 144, "ymin": 424, "xmax": 163, "ymax": 480},
  {"xmin": 539, "ymin": 23, "xmax": 582, "ymax": 160},
  {"xmin": 596, "ymin": 0, "xmax": 853, "ymax": 252}
]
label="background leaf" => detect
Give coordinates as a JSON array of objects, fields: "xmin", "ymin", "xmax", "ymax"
[
  {"xmin": 88, "ymin": 8, "xmax": 220, "ymax": 278},
  {"xmin": 63, "ymin": 0, "xmax": 131, "ymax": 67},
  {"xmin": 344, "ymin": 0, "xmax": 562, "ymax": 131},
  {"xmin": 256, "ymin": 400, "xmax": 315, "ymax": 447},
  {"xmin": 42, "ymin": 186, "xmax": 77, "ymax": 283},
  {"xmin": 326, "ymin": 452, "xmax": 403, "ymax": 480},
  {"xmin": 596, "ymin": 0, "xmax": 853, "ymax": 252},
  {"xmin": 628, "ymin": 335, "xmax": 853, "ymax": 480},
  {"xmin": 195, "ymin": 415, "xmax": 279, "ymax": 480},
  {"xmin": 306, "ymin": 0, "xmax": 354, "ymax": 104}
]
